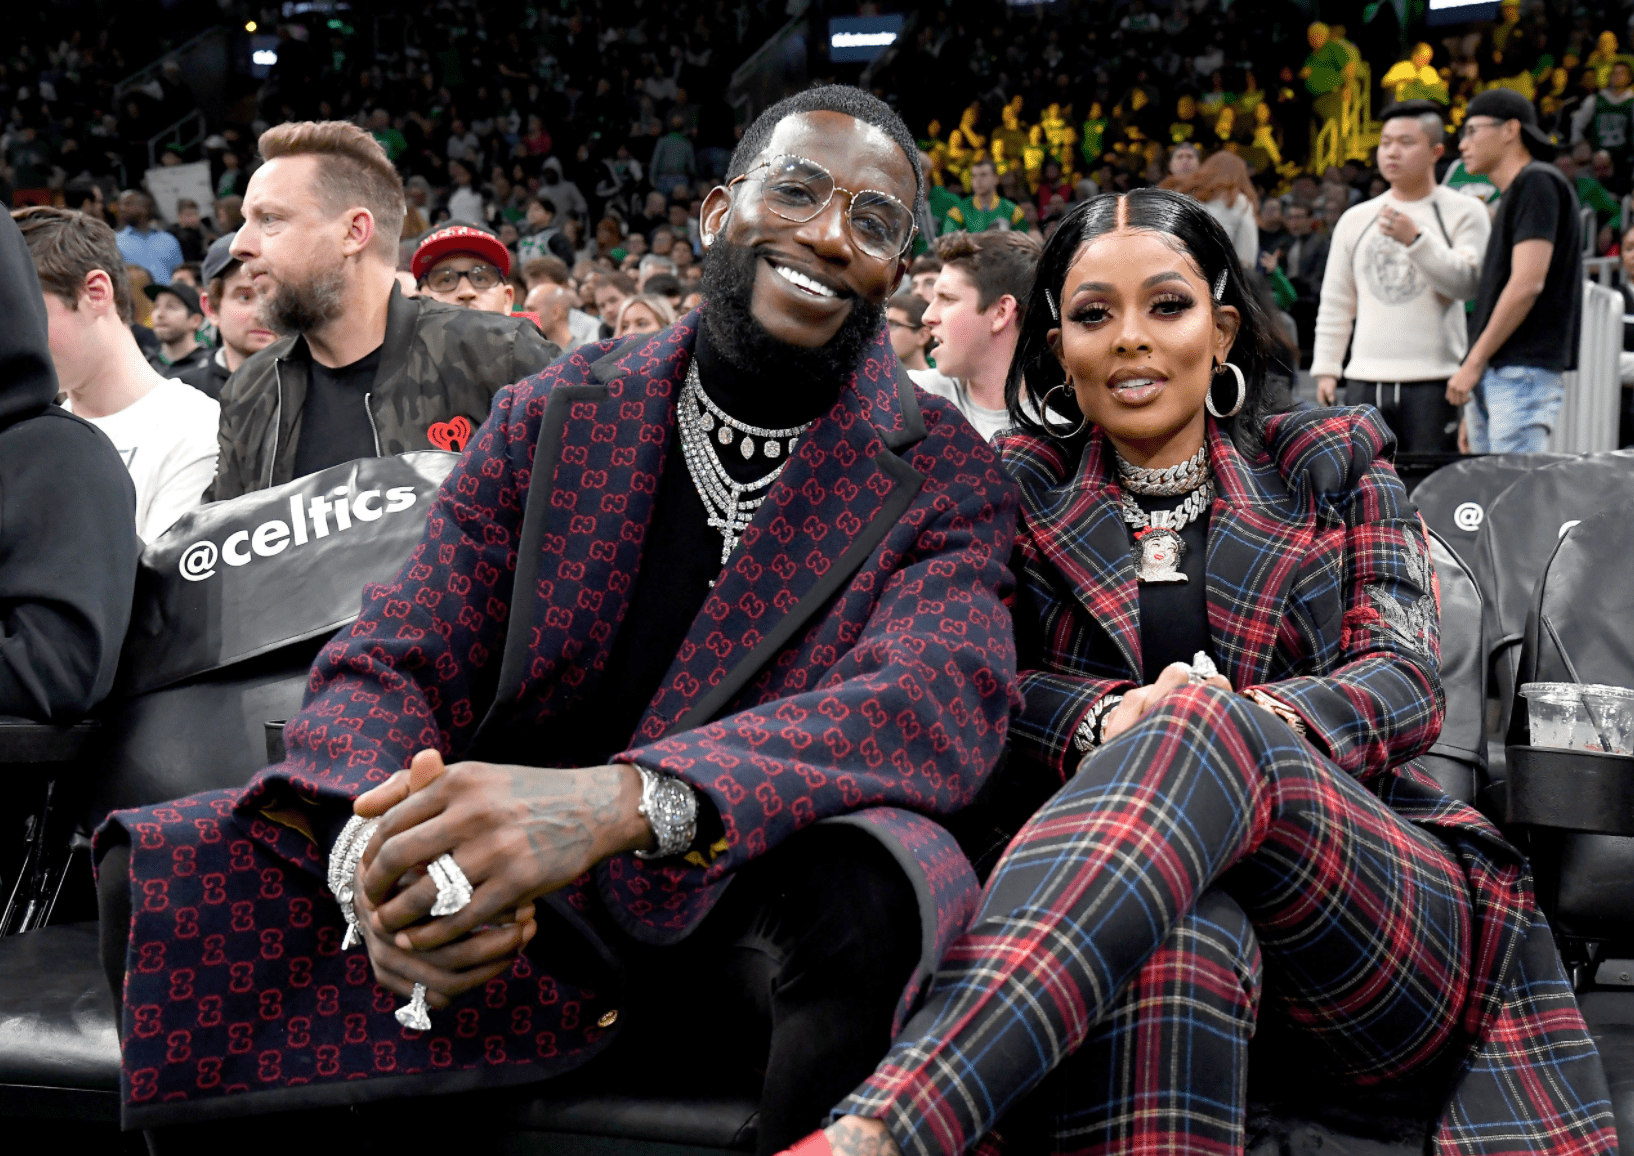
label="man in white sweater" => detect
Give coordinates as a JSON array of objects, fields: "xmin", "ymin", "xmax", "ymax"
[
  {"xmin": 13, "ymin": 206, "xmax": 219, "ymax": 543},
  {"xmin": 1312, "ymin": 101, "xmax": 1490, "ymax": 454}
]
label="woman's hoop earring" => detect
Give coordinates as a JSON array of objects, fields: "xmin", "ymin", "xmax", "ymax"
[
  {"xmin": 1206, "ymin": 361, "xmax": 1247, "ymax": 419},
  {"xmin": 1042, "ymin": 381, "xmax": 1091, "ymax": 438}
]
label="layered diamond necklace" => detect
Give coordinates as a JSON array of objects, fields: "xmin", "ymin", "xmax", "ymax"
[
  {"xmin": 1114, "ymin": 444, "xmax": 1213, "ymax": 585},
  {"xmin": 677, "ymin": 359, "xmax": 815, "ymax": 567}
]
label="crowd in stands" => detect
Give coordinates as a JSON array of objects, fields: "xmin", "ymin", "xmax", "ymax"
[{"xmin": 0, "ymin": 0, "xmax": 1629, "ymax": 548}]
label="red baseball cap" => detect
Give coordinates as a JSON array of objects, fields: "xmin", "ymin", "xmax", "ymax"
[{"xmin": 412, "ymin": 224, "xmax": 512, "ymax": 281}]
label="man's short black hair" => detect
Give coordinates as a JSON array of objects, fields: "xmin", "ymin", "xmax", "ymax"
[
  {"xmin": 726, "ymin": 84, "xmax": 924, "ymax": 214},
  {"xmin": 1378, "ymin": 99, "xmax": 1446, "ymax": 146}
]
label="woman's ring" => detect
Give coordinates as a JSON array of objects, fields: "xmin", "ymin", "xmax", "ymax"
[
  {"xmin": 427, "ymin": 853, "xmax": 473, "ymax": 917},
  {"xmin": 1187, "ymin": 652, "xmax": 1218, "ymax": 685}
]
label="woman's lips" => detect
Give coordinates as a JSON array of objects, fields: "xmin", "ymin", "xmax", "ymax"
[{"xmin": 1107, "ymin": 376, "xmax": 1167, "ymax": 404}]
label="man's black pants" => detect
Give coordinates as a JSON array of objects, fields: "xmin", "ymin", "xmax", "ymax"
[
  {"xmin": 1343, "ymin": 378, "xmax": 1459, "ymax": 455},
  {"xmin": 98, "ymin": 823, "xmax": 920, "ymax": 1155}
]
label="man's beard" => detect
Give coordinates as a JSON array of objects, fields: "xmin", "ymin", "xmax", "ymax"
[
  {"xmin": 698, "ymin": 238, "xmax": 885, "ymax": 392},
  {"xmin": 262, "ymin": 262, "xmax": 346, "ymax": 336}
]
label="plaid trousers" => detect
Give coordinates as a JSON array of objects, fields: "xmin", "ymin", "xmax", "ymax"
[{"xmin": 837, "ymin": 686, "xmax": 1473, "ymax": 1156}]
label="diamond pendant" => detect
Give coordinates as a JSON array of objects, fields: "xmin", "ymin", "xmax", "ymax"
[
  {"xmin": 1134, "ymin": 528, "xmax": 1188, "ymax": 584},
  {"xmin": 765, "ymin": 439, "xmax": 781, "ymax": 459},
  {"xmin": 740, "ymin": 435, "xmax": 754, "ymax": 459},
  {"xmin": 699, "ymin": 411, "xmax": 714, "ymax": 432},
  {"xmin": 718, "ymin": 425, "xmax": 734, "ymax": 446}
]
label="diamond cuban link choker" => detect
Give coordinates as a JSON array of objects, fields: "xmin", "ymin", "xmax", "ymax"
[
  {"xmin": 1114, "ymin": 448, "xmax": 1213, "ymax": 585},
  {"xmin": 679, "ymin": 360, "xmax": 814, "ymax": 567},
  {"xmin": 1114, "ymin": 443, "xmax": 1208, "ymax": 496}
]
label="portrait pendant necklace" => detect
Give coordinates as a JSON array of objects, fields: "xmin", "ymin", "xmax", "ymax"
[
  {"xmin": 677, "ymin": 360, "xmax": 814, "ymax": 573},
  {"xmin": 1114, "ymin": 445, "xmax": 1213, "ymax": 585}
]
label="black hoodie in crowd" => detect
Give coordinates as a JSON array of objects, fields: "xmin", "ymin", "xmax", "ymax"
[{"xmin": 0, "ymin": 211, "xmax": 140, "ymax": 720}]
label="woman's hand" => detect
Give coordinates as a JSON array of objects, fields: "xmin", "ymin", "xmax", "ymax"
[
  {"xmin": 1100, "ymin": 662, "xmax": 1232, "ymax": 744},
  {"xmin": 357, "ymin": 750, "xmax": 655, "ymax": 954}
]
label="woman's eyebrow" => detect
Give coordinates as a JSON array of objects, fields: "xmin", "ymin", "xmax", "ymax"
[{"xmin": 1071, "ymin": 271, "xmax": 1189, "ymax": 295}]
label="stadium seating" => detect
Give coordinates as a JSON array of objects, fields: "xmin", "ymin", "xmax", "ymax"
[
  {"xmin": 1502, "ymin": 501, "xmax": 1634, "ymax": 1154},
  {"xmin": 0, "ymin": 451, "xmax": 1624, "ymax": 1154},
  {"xmin": 1410, "ymin": 452, "xmax": 1570, "ymax": 569},
  {"xmin": 1471, "ymin": 452, "xmax": 1634, "ymax": 754}
]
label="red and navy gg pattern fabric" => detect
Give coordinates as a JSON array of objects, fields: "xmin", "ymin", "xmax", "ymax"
[{"xmin": 99, "ymin": 312, "xmax": 1020, "ymax": 1126}]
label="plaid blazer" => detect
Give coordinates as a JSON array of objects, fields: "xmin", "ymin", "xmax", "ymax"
[
  {"xmin": 99, "ymin": 314, "xmax": 1020, "ymax": 1126},
  {"xmin": 995, "ymin": 410, "xmax": 1617, "ymax": 1156}
]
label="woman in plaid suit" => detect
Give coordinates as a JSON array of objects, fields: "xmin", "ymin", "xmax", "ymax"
[{"xmin": 781, "ymin": 190, "xmax": 1617, "ymax": 1156}]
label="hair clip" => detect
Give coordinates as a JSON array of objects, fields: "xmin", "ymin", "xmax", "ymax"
[
  {"xmin": 1212, "ymin": 269, "xmax": 1228, "ymax": 301},
  {"xmin": 1044, "ymin": 288, "xmax": 1059, "ymax": 321}
]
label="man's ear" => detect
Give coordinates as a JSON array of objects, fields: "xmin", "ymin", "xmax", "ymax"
[
  {"xmin": 989, "ymin": 293, "xmax": 1020, "ymax": 335},
  {"xmin": 339, "ymin": 207, "xmax": 377, "ymax": 259},
  {"xmin": 199, "ymin": 292, "xmax": 218, "ymax": 322},
  {"xmin": 699, "ymin": 186, "xmax": 732, "ymax": 250},
  {"xmin": 80, "ymin": 268, "xmax": 118, "ymax": 318}
]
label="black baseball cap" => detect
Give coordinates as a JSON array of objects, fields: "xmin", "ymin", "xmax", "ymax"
[
  {"xmin": 1464, "ymin": 88, "xmax": 1558, "ymax": 157},
  {"xmin": 202, "ymin": 231, "xmax": 239, "ymax": 283},
  {"xmin": 143, "ymin": 279, "xmax": 203, "ymax": 316}
]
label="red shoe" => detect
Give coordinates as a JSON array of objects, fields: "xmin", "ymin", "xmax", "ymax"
[{"xmin": 778, "ymin": 1133, "xmax": 834, "ymax": 1156}]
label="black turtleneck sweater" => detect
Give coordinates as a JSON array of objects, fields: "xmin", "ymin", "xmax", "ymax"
[{"xmin": 565, "ymin": 322, "xmax": 839, "ymax": 767}]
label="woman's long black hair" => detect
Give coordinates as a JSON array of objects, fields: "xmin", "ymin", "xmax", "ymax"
[{"xmin": 1005, "ymin": 188, "xmax": 1284, "ymax": 454}]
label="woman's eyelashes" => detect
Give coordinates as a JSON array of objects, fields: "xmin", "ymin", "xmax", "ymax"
[{"xmin": 1067, "ymin": 292, "xmax": 1198, "ymax": 326}]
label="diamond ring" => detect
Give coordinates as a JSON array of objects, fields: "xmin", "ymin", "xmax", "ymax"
[
  {"xmin": 427, "ymin": 853, "xmax": 472, "ymax": 917},
  {"xmin": 1187, "ymin": 651, "xmax": 1219, "ymax": 685},
  {"xmin": 396, "ymin": 982, "xmax": 431, "ymax": 1031}
]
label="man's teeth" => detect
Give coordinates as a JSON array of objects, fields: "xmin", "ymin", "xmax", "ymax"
[{"xmin": 773, "ymin": 264, "xmax": 837, "ymax": 298}]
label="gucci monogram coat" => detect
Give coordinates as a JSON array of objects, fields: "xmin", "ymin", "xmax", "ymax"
[{"xmin": 100, "ymin": 313, "xmax": 1020, "ymax": 1127}]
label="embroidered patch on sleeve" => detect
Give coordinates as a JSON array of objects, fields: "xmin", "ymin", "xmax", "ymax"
[{"xmin": 1363, "ymin": 531, "xmax": 1436, "ymax": 659}]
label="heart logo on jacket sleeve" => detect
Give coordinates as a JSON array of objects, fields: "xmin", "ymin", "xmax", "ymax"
[{"xmin": 426, "ymin": 415, "xmax": 474, "ymax": 452}]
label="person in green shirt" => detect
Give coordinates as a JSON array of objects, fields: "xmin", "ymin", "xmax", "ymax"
[
  {"xmin": 1301, "ymin": 22, "xmax": 1353, "ymax": 122},
  {"xmin": 942, "ymin": 159, "xmax": 1027, "ymax": 234},
  {"xmin": 367, "ymin": 109, "xmax": 406, "ymax": 162},
  {"xmin": 1574, "ymin": 61, "xmax": 1634, "ymax": 189},
  {"xmin": 1442, "ymin": 155, "xmax": 1500, "ymax": 205},
  {"xmin": 1558, "ymin": 145, "xmax": 1620, "ymax": 247}
]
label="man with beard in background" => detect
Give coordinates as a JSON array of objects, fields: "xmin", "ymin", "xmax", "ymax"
[
  {"xmin": 209, "ymin": 121, "xmax": 558, "ymax": 497},
  {"xmin": 96, "ymin": 86, "xmax": 1018, "ymax": 1154}
]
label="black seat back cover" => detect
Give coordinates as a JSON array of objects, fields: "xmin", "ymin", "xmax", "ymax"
[
  {"xmin": 1412, "ymin": 452, "xmax": 1570, "ymax": 572},
  {"xmin": 1419, "ymin": 529, "xmax": 1485, "ymax": 803},
  {"xmin": 1474, "ymin": 452, "xmax": 1634, "ymax": 729},
  {"xmin": 1510, "ymin": 503, "xmax": 1634, "ymax": 938},
  {"xmin": 84, "ymin": 453, "xmax": 457, "ymax": 824}
]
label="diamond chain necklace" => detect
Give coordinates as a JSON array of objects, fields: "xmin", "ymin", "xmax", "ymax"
[
  {"xmin": 678, "ymin": 360, "xmax": 814, "ymax": 567},
  {"xmin": 1115, "ymin": 443, "xmax": 1208, "ymax": 496}
]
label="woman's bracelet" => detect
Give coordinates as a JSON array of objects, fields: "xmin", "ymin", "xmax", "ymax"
[
  {"xmin": 1242, "ymin": 688, "xmax": 1308, "ymax": 737},
  {"xmin": 1073, "ymin": 693, "xmax": 1125, "ymax": 754}
]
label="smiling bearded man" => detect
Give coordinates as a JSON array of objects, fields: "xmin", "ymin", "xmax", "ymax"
[{"xmin": 94, "ymin": 85, "xmax": 1020, "ymax": 1153}]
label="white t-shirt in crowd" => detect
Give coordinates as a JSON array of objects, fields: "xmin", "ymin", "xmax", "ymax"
[
  {"xmin": 910, "ymin": 368, "xmax": 1011, "ymax": 442},
  {"xmin": 67, "ymin": 376, "xmax": 220, "ymax": 543},
  {"xmin": 1311, "ymin": 185, "xmax": 1492, "ymax": 384}
]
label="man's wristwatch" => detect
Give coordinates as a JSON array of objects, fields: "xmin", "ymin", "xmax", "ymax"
[{"xmin": 633, "ymin": 766, "xmax": 699, "ymax": 860}]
